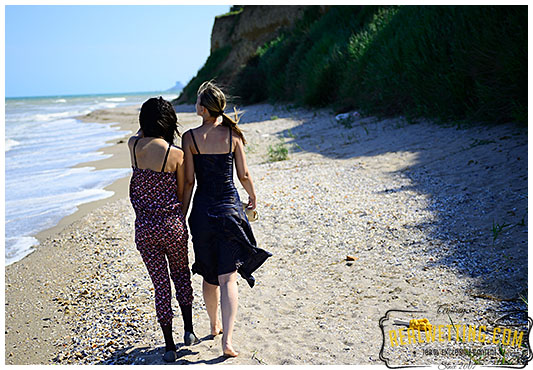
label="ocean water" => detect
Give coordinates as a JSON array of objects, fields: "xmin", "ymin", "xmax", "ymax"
[{"xmin": 5, "ymin": 92, "xmax": 178, "ymax": 265}]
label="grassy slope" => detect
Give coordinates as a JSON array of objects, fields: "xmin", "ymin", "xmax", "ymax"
[{"xmin": 177, "ymin": 6, "xmax": 527, "ymax": 125}]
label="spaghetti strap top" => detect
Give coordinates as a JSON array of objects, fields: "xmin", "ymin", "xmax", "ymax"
[
  {"xmin": 190, "ymin": 126, "xmax": 232, "ymax": 155},
  {"xmin": 160, "ymin": 144, "xmax": 171, "ymax": 172},
  {"xmin": 133, "ymin": 138, "xmax": 172, "ymax": 172},
  {"xmin": 133, "ymin": 138, "xmax": 140, "ymax": 167},
  {"xmin": 190, "ymin": 130, "xmax": 201, "ymax": 154}
]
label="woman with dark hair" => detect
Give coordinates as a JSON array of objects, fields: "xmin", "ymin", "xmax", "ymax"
[
  {"xmin": 182, "ymin": 82, "xmax": 271, "ymax": 357},
  {"xmin": 128, "ymin": 97, "xmax": 198, "ymax": 363}
]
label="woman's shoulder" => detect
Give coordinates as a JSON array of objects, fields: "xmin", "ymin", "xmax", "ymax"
[
  {"xmin": 182, "ymin": 128, "xmax": 202, "ymax": 144},
  {"xmin": 128, "ymin": 129, "xmax": 144, "ymax": 145},
  {"xmin": 169, "ymin": 144, "xmax": 185, "ymax": 159},
  {"xmin": 182, "ymin": 128, "xmax": 196, "ymax": 139},
  {"xmin": 232, "ymin": 133, "xmax": 243, "ymax": 145},
  {"xmin": 127, "ymin": 135, "xmax": 141, "ymax": 148}
]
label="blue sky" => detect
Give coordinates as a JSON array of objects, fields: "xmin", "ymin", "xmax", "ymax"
[{"xmin": 5, "ymin": 5, "xmax": 231, "ymax": 97}]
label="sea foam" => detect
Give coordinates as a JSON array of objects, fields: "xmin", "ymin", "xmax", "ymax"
[
  {"xmin": 5, "ymin": 236, "xmax": 40, "ymax": 266},
  {"xmin": 5, "ymin": 139, "xmax": 20, "ymax": 152},
  {"xmin": 105, "ymin": 97, "xmax": 126, "ymax": 102},
  {"xmin": 4, "ymin": 93, "xmax": 152, "ymax": 265}
]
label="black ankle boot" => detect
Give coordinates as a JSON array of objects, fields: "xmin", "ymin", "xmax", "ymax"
[{"xmin": 184, "ymin": 331, "xmax": 199, "ymax": 346}]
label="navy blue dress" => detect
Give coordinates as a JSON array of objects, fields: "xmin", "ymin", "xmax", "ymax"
[{"xmin": 188, "ymin": 127, "xmax": 271, "ymax": 287}]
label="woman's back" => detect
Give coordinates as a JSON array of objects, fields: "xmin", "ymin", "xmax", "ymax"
[
  {"xmin": 188, "ymin": 124, "xmax": 234, "ymax": 155},
  {"xmin": 189, "ymin": 125, "xmax": 237, "ymax": 205},
  {"xmin": 129, "ymin": 137, "xmax": 184, "ymax": 213},
  {"xmin": 129, "ymin": 137, "xmax": 181, "ymax": 172}
]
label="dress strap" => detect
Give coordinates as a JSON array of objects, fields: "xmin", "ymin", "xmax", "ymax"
[
  {"xmin": 133, "ymin": 138, "xmax": 140, "ymax": 168},
  {"xmin": 161, "ymin": 143, "xmax": 171, "ymax": 172},
  {"xmin": 190, "ymin": 130, "xmax": 201, "ymax": 154},
  {"xmin": 228, "ymin": 126, "xmax": 233, "ymax": 153}
]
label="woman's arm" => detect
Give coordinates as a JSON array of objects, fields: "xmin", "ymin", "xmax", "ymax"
[
  {"xmin": 175, "ymin": 149, "xmax": 185, "ymax": 203},
  {"xmin": 181, "ymin": 131, "xmax": 196, "ymax": 216},
  {"xmin": 234, "ymin": 137, "xmax": 257, "ymax": 210}
]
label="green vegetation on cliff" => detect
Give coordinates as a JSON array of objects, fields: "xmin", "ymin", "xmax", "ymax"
[
  {"xmin": 179, "ymin": 6, "xmax": 527, "ymax": 125},
  {"xmin": 215, "ymin": 5, "xmax": 243, "ymax": 19}
]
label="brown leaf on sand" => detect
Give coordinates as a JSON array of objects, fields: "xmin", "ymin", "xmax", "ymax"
[{"xmin": 346, "ymin": 255, "xmax": 358, "ymax": 261}]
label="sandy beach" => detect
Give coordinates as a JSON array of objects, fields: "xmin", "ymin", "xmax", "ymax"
[{"xmin": 5, "ymin": 103, "xmax": 528, "ymax": 365}]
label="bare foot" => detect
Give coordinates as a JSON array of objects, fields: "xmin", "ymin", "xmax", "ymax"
[
  {"xmin": 222, "ymin": 346, "xmax": 238, "ymax": 358},
  {"xmin": 210, "ymin": 323, "xmax": 223, "ymax": 337}
]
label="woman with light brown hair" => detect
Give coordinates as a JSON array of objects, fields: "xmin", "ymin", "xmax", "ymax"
[{"xmin": 182, "ymin": 81, "xmax": 271, "ymax": 357}]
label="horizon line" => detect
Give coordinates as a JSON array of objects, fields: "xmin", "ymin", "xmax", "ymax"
[{"xmin": 5, "ymin": 89, "xmax": 183, "ymax": 100}]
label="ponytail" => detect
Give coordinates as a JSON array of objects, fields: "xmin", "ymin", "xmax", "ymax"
[{"xmin": 220, "ymin": 107, "xmax": 246, "ymax": 145}]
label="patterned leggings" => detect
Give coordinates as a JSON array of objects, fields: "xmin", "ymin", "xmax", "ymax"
[{"xmin": 135, "ymin": 212, "xmax": 193, "ymax": 326}]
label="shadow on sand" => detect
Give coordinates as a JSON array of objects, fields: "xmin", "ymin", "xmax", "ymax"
[
  {"xmin": 238, "ymin": 104, "xmax": 528, "ymax": 310},
  {"xmin": 96, "ymin": 334, "xmax": 231, "ymax": 365}
]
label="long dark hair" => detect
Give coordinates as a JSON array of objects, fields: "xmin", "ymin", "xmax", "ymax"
[
  {"xmin": 139, "ymin": 97, "xmax": 180, "ymax": 144},
  {"xmin": 197, "ymin": 81, "xmax": 246, "ymax": 145}
]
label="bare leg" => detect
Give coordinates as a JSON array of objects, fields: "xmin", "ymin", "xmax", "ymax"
[
  {"xmin": 202, "ymin": 279, "xmax": 222, "ymax": 336},
  {"xmin": 219, "ymin": 271, "xmax": 238, "ymax": 357}
]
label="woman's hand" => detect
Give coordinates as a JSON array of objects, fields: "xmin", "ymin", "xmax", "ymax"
[{"xmin": 247, "ymin": 195, "xmax": 257, "ymax": 210}]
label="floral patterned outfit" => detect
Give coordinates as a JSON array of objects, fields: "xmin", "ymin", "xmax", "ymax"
[{"xmin": 129, "ymin": 139, "xmax": 193, "ymax": 326}]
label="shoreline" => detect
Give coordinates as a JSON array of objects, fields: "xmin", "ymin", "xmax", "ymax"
[
  {"xmin": 6, "ymin": 103, "xmax": 528, "ymax": 365},
  {"xmin": 33, "ymin": 104, "xmax": 195, "ymax": 257},
  {"xmin": 5, "ymin": 103, "xmax": 201, "ymax": 364},
  {"xmin": 33, "ymin": 105, "xmax": 139, "ymax": 247},
  {"xmin": 34, "ymin": 103, "xmax": 199, "ymax": 247}
]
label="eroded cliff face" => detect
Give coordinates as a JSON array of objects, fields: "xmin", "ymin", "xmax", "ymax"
[
  {"xmin": 210, "ymin": 6, "xmax": 308, "ymax": 83},
  {"xmin": 175, "ymin": 5, "xmax": 325, "ymax": 104}
]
